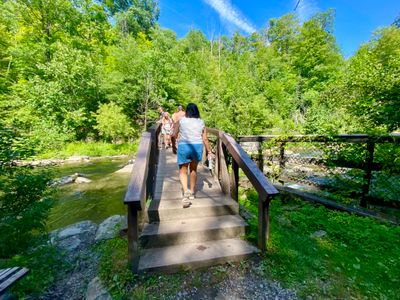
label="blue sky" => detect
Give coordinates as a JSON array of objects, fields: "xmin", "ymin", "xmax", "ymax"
[{"xmin": 158, "ymin": 0, "xmax": 400, "ymax": 57}]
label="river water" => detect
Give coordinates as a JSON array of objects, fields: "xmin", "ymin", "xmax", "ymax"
[{"xmin": 47, "ymin": 158, "xmax": 131, "ymax": 230}]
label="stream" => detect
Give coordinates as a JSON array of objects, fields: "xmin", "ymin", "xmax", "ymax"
[{"xmin": 46, "ymin": 158, "xmax": 131, "ymax": 230}]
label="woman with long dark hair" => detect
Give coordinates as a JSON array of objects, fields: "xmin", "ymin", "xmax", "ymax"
[{"xmin": 174, "ymin": 103, "xmax": 214, "ymax": 208}]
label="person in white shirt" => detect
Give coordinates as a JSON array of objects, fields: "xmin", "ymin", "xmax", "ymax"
[{"xmin": 173, "ymin": 103, "xmax": 214, "ymax": 208}]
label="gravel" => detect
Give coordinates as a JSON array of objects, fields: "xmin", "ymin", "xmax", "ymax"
[{"xmin": 170, "ymin": 259, "xmax": 298, "ymax": 300}]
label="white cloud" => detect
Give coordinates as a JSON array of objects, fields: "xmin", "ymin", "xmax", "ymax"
[
  {"xmin": 203, "ymin": 0, "xmax": 257, "ymax": 34},
  {"xmin": 295, "ymin": 0, "xmax": 319, "ymax": 22}
]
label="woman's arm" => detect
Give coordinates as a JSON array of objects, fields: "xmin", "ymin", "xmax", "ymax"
[
  {"xmin": 202, "ymin": 128, "xmax": 213, "ymax": 155},
  {"xmin": 172, "ymin": 121, "xmax": 180, "ymax": 138}
]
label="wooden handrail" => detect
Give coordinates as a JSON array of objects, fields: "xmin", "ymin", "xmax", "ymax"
[
  {"xmin": 207, "ymin": 128, "xmax": 278, "ymax": 250},
  {"xmin": 124, "ymin": 131, "xmax": 151, "ymax": 209},
  {"xmin": 124, "ymin": 123, "xmax": 160, "ymax": 271},
  {"xmin": 238, "ymin": 134, "xmax": 400, "ymax": 144},
  {"xmin": 221, "ymin": 133, "xmax": 278, "ymax": 200}
]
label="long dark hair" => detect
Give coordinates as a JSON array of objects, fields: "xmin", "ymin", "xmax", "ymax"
[{"xmin": 185, "ymin": 103, "xmax": 200, "ymax": 118}]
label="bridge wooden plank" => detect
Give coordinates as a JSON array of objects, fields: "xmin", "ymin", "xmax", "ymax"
[
  {"xmin": 0, "ymin": 267, "xmax": 29, "ymax": 294},
  {"xmin": 0, "ymin": 268, "xmax": 18, "ymax": 282}
]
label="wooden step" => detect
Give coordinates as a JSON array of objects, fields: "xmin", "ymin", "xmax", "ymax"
[
  {"xmin": 154, "ymin": 178, "xmax": 220, "ymax": 193},
  {"xmin": 140, "ymin": 215, "xmax": 247, "ymax": 248},
  {"xmin": 154, "ymin": 189, "xmax": 224, "ymax": 201},
  {"xmin": 138, "ymin": 238, "xmax": 259, "ymax": 273},
  {"xmin": 148, "ymin": 196, "xmax": 239, "ymax": 222}
]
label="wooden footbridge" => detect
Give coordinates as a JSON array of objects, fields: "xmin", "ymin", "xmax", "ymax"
[{"xmin": 124, "ymin": 125, "xmax": 278, "ymax": 273}]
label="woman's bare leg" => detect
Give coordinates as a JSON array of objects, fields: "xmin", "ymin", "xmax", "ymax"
[
  {"xmin": 189, "ymin": 160, "xmax": 199, "ymax": 194},
  {"xmin": 164, "ymin": 134, "xmax": 169, "ymax": 148},
  {"xmin": 179, "ymin": 163, "xmax": 189, "ymax": 193}
]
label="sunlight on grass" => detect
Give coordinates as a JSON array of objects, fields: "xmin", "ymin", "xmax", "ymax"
[{"xmin": 239, "ymin": 187, "xmax": 400, "ymax": 299}]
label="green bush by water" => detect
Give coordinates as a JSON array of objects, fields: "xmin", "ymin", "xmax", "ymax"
[
  {"xmin": 240, "ymin": 188, "xmax": 400, "ymax": 298},
  {"xmin": 37, "ymin": 141, "xmax": 138, "ymax": 159}
]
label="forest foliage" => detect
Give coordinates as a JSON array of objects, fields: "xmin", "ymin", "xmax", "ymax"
[{"xmin": 0, "ymin": 0, "xmax": 399, "ymax": 156}]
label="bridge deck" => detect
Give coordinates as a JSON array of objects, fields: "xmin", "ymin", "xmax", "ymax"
[{"xmin": 138, "ymin": 148, "xmax": 258, "ymax": 273}]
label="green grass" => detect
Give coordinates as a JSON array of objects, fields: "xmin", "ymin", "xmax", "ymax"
[
  {"xmin": 96, "ymin": 190, "xmax": 400, "ymax": 299},
  {"xmin": 36, "ymin": 141, "xmax": 139, "ymax": 159},
  {"xmin": 240, "ymin": 188, "xmax": 400, "ymax": 299}
]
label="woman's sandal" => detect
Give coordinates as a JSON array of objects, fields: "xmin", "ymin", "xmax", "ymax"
[
  {"xmin": 182, "ymin": 191, "xmax": 192, "ymax": 208},
  {"xmin": 188, "ymin": 191, "xmax": 195, "ymax": 201}
]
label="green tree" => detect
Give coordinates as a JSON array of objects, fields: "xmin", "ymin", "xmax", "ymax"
[
  {"xmin": 346, "ymin": 26, "xmax": 400, "ymax": 131},
  {"xmin": 94, "ymin": 102, "xmax": 133, "ymax": 142},
  {"xmin": 103, "ymin": 0, "xmax": 159, "ymax": 36}
]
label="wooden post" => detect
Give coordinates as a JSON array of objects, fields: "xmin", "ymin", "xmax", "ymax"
[
  {"xmin": 219, "ymin": 142, "xmax": 231, "ymax": 195},
  {"xmin": 258, "ymin": 196, "xmax": 270, "ymax": 251},
  {"xmin": 361, "ymin": 141, "xmax": 375, "ymax": 207},
  {"xmin": 214, "ymin": 136, "xmax": 220, "ymax": 181},
  {"xmin": 146, "ymin": 131, "xmax": 155, "ymax": 200},
  {"xmin": 202, "ymin": 145, "xmax": 207, "ymax": 166},
  {"xmin": 127, "ymin": 204, "xmax": 139, "ymax": 272},
  {"xmin": 257, "ymin": 139, "xmax": 264, "ymax": 173},
  {"xmin": 279, "ymin": 142, "xmax": 286, "ymax": 172},
  {"xmin": 230, "ymin": 159, "xmax": 239, "ymax": 201}
]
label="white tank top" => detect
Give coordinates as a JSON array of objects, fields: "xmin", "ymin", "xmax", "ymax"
[{"xmin": 179, "ymin": 117, "xmax": 205, "ymax": 144}]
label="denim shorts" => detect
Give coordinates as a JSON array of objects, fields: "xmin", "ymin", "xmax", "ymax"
[{"xmin": 177, "ymin": 143, "xmax": 203, "ymax": 165}]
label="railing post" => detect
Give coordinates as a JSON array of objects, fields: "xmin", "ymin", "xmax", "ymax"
[
  {"xmin": 361, "ymin": 141, "xmax": 375, "ymax": 207},
  {"xmin": 230, "ymin": 159, "xmax": 239, "ymax": 201},
  {"xmin": 258, "ymin": 195, "xmax": 270, "ymax": 251},
  {"xmin": 279, "ymin": 142, "xmax": 286, "ymax": 172},
  {"xmin": 146, "ymin": 131, "xmax": 155, "ymax": 202},
  {"xmin": 257, "ymin": 138, "xmax": 264, "ymax": 173},
  {"xmin": 214, "ymin": 136, "xmax": 220, "ymax": 181},
  {"xmin": 127, "ymin": 204, "xmax": 139, "ymax": 272},
  {"xmin": 219, "ymin": 140, "xmax": 231, "ymax": 195}
]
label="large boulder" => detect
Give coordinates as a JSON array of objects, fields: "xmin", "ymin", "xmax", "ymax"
[
  {"xmin": 51, "ymin": 221, "xmax": 98, "ymax": 251},
  {"xmin": 95, "ymin": 215, "xmax": 127, "ymax": 242},
  {"xmin": 52, "ymin": 174, "xmax": 78, "ymax": 186},
  {"xmin": 51, "ymin": 173, "xmax": 91, "ymax": 186},
  {"xmin": 75, "ymin": 176, "xmax": 92, "ymax": 184},
  {"xmin": 85, "ymin": 277, "xmax": 112, "ymax": 300}
]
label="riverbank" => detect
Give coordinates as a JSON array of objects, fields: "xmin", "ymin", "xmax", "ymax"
[
  {"xmin": 17, "ymin": 154, "xmax": 131, "ymax": 167},
  {"xmin": 32, "ymin": 141, "xmax": 138, "ymax": 161}
]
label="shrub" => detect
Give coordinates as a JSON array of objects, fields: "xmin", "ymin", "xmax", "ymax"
[
  {"xmin": 0, "ymin": 125, "xmax": 53, "ymax": 258},
  {"xmin": 94, "ymin": 102, "xmax": 134, "ymax": 143}
]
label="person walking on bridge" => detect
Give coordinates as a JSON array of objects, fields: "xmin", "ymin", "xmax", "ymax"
[
  {"xmin": 173, "ymin": 103, "xmax": 214, "ymax": 208},
  {"xmin": 171, "ymin": 105, "xmax": 186, "ymax": 154},
  {"xmin": 161, "ymin": 112, "xmax": 173, "ymax": 149}
]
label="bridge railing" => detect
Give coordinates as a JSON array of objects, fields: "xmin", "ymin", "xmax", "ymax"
[
  {"xmin": 238, "ymin": 134, "xmax": 400, "ymax": 209},
  {"xmin": 207, "ymin": 128, "xmax": 279, "ymax": 251},
  {"xmin": 124, "ymin": 123, "xmax": 160, "ymax": 271}
]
